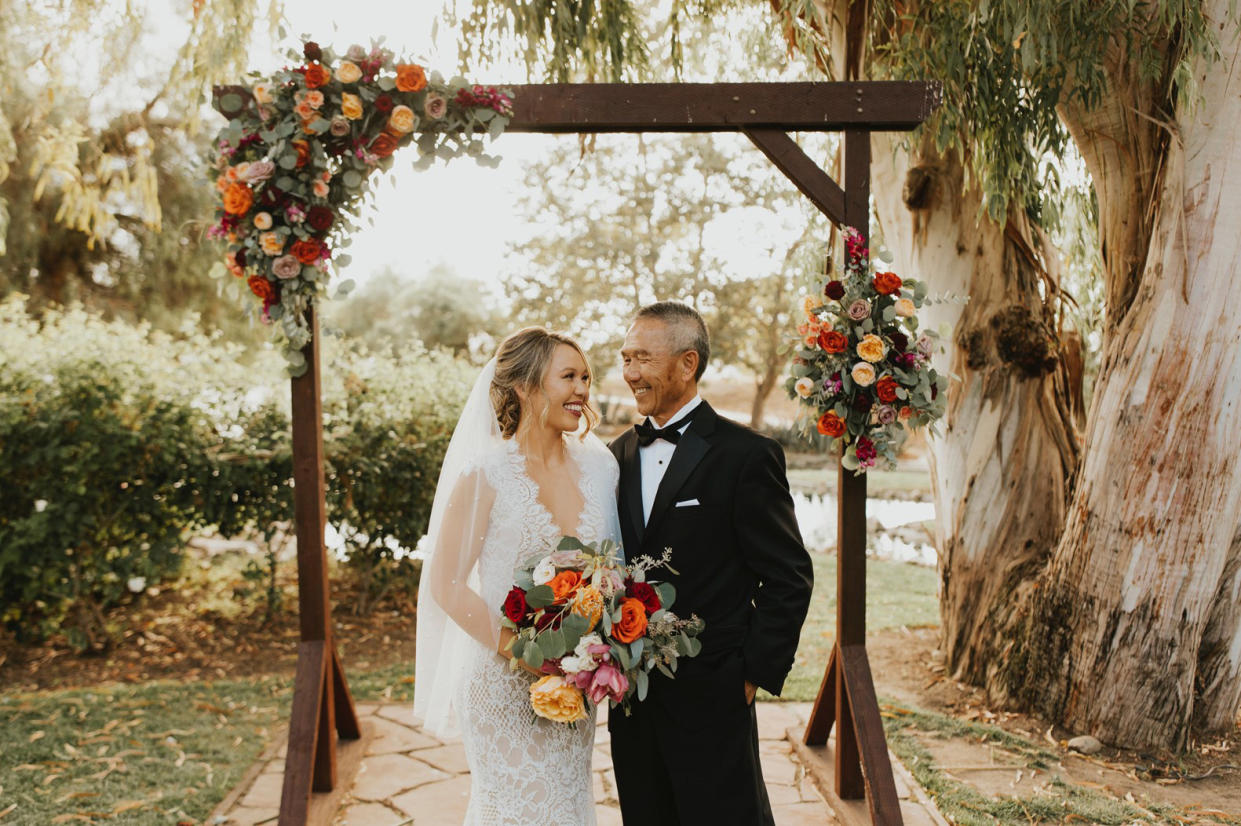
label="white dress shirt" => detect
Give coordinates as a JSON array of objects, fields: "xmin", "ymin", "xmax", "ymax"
[{"xmin": 639, "ymin": 395, "xmax": 703, "ymax": 524}]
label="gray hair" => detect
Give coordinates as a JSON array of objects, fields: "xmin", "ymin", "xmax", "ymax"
[{"xmin": 634, "ymin": 301, "xmax": 710, "ymax": 381}]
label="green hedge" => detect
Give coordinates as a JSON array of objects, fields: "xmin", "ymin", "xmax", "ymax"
[{"xmin": 0, "ymin": 296, "xmax": 472, "ymax": 647}]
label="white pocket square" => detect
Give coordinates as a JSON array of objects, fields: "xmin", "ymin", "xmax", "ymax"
[{"xmin": 674, "ymin": 498, "xmax": 700, "ymax": 508}]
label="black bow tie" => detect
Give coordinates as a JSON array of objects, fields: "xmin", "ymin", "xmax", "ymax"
[{"xmin": 635, "ymin": 410, "xmax": 697, "ymax": 447}]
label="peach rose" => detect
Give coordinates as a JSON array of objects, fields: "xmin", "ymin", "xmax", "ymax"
[
  {"xmin": 803, "ymin": 333, "xmax": 819, "ymax": 349},
  {"xmin": 312, "ymin": 179, "xmax": 330, "ymax": 198},
  {"xmin": 894, "ymin": 297, "xmax": 916, "ymax": 317},
  {"xmin": 612, "ymin": 598, "xmax": 648, "ymax": 643},
  {"xmin": 850, "ymin": 362, "xmax": 876, "ymax": 387},
  {"xmin": 387, "ymin": 104, "xmax": 417, "ymax": 134},
  {"xmin": 294, "ymin": 101, "xmax": 316, "ymax": 121},
  {"xmin": 259, "ymin": 231, "xmax": 284, "ymax": 256},
  {"xmin": 335, "ymin": 60, "xmax": 362, "ymax": 84},
  {"xmin": 252, "ymin": 83, "xmax": 273, "ymax": 104},
  {"xmin": 301, "ymin": 90, "xmax": 324, "ymax": 109},
  {"xmin": 801, "ymin": 294, "xmax": 823, "ymax": 318},
  {"xmin": 795, "ymin": 377, "xmax": 815, "ymax": 398},
  {"xmin": 856, "ymin": 333, "xmax": 886, "ymax": 363},
  {"xmin": 395, "ymin": 63, "xmax": 427, "ymax": 92},
  {"xmin": 570, "ymin": 585, "xmax": 604, "ymax": 631},
  {"xmin": 529, "ymin": 675, "xmax": 588, "ymax": 724},
  {"xmin": 253, "ymin": 211, "xmax": 272, "ymax": 230},
  {"xmin": 341, "ymin": 92, "xmax": 363, "ymax": 120},
  {"xmin": 548, "ymin": 570, "xmax": 582, "ymax": 604},
  {"xmin": 222, "ymin": 183, "xmax": 253, "ymax": 215}
]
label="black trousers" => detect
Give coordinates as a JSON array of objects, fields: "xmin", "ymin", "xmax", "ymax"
[{"xmin": 609, "ymin": 654, "xmax": 775, "ymax": 826}]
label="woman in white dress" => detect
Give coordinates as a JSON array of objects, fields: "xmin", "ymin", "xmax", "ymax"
[{"xmin": 414, "ymin": 327, "xmax": 622, "ymax": 825}]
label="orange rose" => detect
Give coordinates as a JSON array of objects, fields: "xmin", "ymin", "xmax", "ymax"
[
  {"xmin": 873, "ymin": 271, "xmax": 903, "ymax": 296},
  {"xmin": 817, "ymin": 411, "xmax": 846, "ymax": 438},
  {"xmin": 289, "ymin": 238, "xmax": 323, "ymax": 265},
  {"xmin": 395, "ymin": 63, "xmax": 427, "ymax": 92},
  {"xmin": 222, "ymin": 183, "xmax": 253, "ymax": 215},
  {"xmin": 548, "ymin": 570, "xmax": 582, "ymax": 604},
  {"xmin": 247, "ymin": 275, "xmax": 276, "ymax": 302},
  {"xmin": 369, "ymin": 133, "xmax": 399, "ymax": 158},
  {"xmin": 818, "ymin": 330, "xmax": 848, "ymax": 354},
  {"xmin": 875, "ymin": 376, "xmax": 900, "ymax": 404},
  {"xmin": 612, "ymin": 598, "xmax": 648, "ymax": 643},
  {"xmin": 303, "ymin": 64, "xmax": 329, "ymax": 89},
  {"xmin": 899, "ymin": 406, "xmax": 913, "ymax": 421},
  {"xmin": 291, "ymin": 140, "xmax": 311, "ymax": 168},
  {"xmin": 570, "ymin": 585, "xmax": 604, "ymax": 631}
]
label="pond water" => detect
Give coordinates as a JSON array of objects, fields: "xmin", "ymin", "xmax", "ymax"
[{"xmin": 326, "ymin": 494, "xmax": 940, "ymax": 568}]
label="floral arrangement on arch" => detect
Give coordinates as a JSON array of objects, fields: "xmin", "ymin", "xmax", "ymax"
[
  {"xmin": 786, "ymin": 228, "xmax": 947, "ymax": 473},
  {"xmin": 208, "ymin": 38, "xmax": 514, "ymax": 372}
]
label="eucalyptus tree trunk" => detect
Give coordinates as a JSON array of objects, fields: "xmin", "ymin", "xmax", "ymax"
[
  {"xmin": 997, "ymin": 10, "xmax": 1241, "ymax": 748},
  {"xmin": 869, "ymin": 134, "xmax": 1081, "ymax": 684}
]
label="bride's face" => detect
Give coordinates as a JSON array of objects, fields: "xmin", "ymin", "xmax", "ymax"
[{"xmin": 524, "ymin": 344, "xmax": 590, "ymax": 433}]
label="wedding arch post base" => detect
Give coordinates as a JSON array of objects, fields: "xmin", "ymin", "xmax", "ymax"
[{"xmin": 252, "ymin": 80, "xmax": 941, "ymax": 826}]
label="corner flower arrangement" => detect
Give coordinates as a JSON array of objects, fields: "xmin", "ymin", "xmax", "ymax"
[
  {"xmin": 786, "ymin": 228, "xmax": 947, "ymax": 473},
  {"xmin": 208, "ymin": 39, "xmax": 514, "ymax": 373}
]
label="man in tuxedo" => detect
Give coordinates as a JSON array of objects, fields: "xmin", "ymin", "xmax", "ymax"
[{"xmin": 608, "ymin": 301, "xmax": 813, "ymax": 826}]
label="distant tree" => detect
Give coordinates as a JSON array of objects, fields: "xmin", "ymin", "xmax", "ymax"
[{"xmin": 327, "ymin": 265, "xmax": 499, "ymax": 360}]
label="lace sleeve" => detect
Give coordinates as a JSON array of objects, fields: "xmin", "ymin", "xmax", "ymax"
[{"xmin": 424, "ymin": 465, "xmax": 499, "ymax": 649}]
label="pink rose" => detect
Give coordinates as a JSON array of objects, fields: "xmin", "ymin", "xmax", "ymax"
[
  {"xmin": 424, "ymin": 92, "xmax": 447, "ymax": 120},
  {"xmin": 847, "ymin": 299, "xmax": 871, "ymax": 321},
  {"xmin": 239, "ymin": 160, "xmax": 276, "ymax": 184},
  {"xmin": 272, "ymin": 254, "xmax": 302, "ymax": 279},
  {"xmin": 877, "ymin": 405, "xmax": 897, "ymax": 425},
  {"xmin": 586, "ymin": 661, "xmax": 629, "ymax": 704},
  {"xmin": 329, "ymin": 116, "xmax": 351, "ymax": 137}
]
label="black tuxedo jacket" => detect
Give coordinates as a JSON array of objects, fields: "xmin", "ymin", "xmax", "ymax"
[{"xmin": 609, "ymin": 401, "xmax": 812, "ymax": 697}]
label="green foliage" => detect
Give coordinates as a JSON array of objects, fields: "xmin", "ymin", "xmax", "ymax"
[{"xmin": 0, "ymin": 296, "xmax": 472, "ymax": 644}]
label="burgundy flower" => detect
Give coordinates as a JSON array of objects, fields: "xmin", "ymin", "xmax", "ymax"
[
  {"xmin": 374, "ymin": 94, "xmax": 394, "ymax": 113},
  {"xmin": 889, "ymin": 331, "xmax": 908, "ymax": 352},
  {"xmin": 303, "ymin": 41, "xmax": 322, "ymax": 62},
  {"xmin": 852, "ymin": 391, "xmax": 872, "ymax": 412},
  {"xmin": 824, "ymin": 280, "xmax": 845, "ymax": 300},
  {"xmin": 306, "ymin": 206, "xmax": 334, "ymax": 234},
  {"xmin": 855, "ymin": 436, "xmax": 878, "ymax": 463},
  {"xmin": 626, "ymin": 582, "xmax": 662, "ymax": 615}
]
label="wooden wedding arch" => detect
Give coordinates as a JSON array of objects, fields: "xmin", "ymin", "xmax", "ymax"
[{"xmin": 267, "ymin": 79, "xmax": 941, "ymax": 825}]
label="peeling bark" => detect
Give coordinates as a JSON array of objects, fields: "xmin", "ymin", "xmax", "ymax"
[{"xmin": 1004, "ymin": 6, "xmax": 1241, "ymax": 748}]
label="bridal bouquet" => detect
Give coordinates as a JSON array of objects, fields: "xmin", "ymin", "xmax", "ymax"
[
  {"xmin": 787, "ymin": 227, "xmax": 948, "ymax": 473},
  {"xmin": 499, "ymin": 537, "xmax": 705, "ymax": 724}
]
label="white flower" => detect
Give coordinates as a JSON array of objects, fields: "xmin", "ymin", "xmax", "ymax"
[
  {"xmin": 559, "ymin": 655, "xmax": 585, "ymax": 674},
  {"xmin": 795, "ymin": 377, "xmax": 815, "ymax": 398},
  {"xmin": 533, "ymin": 557, "xmax": 556, "ymax": 585},
  {"xmin": 34, "ymin": 499, "xmax": 48, "ymax": 513},
  {"xmin": 127, "ymin": 577, "xmax": 147, "ymax": 594},
  {"xmin": 574, "ymin": 634, "xmax": 602, "ymax": 659}
]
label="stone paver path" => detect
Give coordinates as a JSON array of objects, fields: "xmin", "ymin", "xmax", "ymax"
[{"xmin": 210, "ymin": 701, "xmax": 946, "ymax": 825}]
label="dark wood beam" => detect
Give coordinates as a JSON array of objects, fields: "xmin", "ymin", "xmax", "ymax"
[
  {"xmin": 744, "ymin": 128, "xmax": 847, "ymax": 224},
  {"xmin": 503, "ymin": 82, "xmax": 941, "ymax": 133}
]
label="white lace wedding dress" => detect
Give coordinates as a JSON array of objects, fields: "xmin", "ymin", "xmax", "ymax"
[{"xmin": 434, "ymin": 435, "xmax": 621, "ymax": 825}]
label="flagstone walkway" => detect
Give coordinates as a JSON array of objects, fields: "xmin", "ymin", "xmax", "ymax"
[{"xmin": 210, "ymin": 702, "xmax": 945, "ymax": 825}]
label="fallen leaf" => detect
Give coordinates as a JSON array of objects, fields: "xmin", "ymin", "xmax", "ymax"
[{"xmin": 29, "ymin": 731, "xmax": 45, "ymax": 743}]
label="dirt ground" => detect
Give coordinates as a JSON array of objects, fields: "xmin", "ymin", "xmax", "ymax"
[{"xmin": 868, "ymin": 626, "xmax": 1241, "ymax": 820}]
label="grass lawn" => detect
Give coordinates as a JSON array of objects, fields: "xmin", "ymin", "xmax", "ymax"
[
  {"xmin": 776, "ymin": 552, "xmax": 939, "ymax": 702},
  {"xmin": 0, "ymin": 666, "xmax": 416, "ymax": 825}
]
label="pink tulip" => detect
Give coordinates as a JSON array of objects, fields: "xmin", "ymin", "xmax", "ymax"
[{"xmin": 587, "ymin": 662, "xmax": 629, "ymax": 704}]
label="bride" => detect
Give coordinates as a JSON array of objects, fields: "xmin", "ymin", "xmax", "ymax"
[{"xmin": 413, "ymin": 327, "xmax": 621, "ymax": 825}]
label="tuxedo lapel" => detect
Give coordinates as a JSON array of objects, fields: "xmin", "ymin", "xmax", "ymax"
[
  {"xmin": 616, "ymin": 429, "xmax": 645, "ymax": 549},
  {"xmin": 644, "ymin": 403, "xmax": 718, "ymax": 542}
]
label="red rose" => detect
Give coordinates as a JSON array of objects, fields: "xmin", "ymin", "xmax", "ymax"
[
  {"xmin": 626, "ymin": 582, "xmax": 662, "ymax": 615},
  {"xmin": 303, "ymin": 64, "xmax": 329, "ymax": 89},
  {"xmin": 291, "ymin": 139, "xmax": 311, "ymax": 168},
  {"xmin": 818, "ymin": 330, "xmax": 848, "ymax": 354},
  {"xmin": 873, "ymin": 271, "xmax": 903, "ymax": 295},
  {"xmin": 247, "ymin": 275, "xmax": 276, "ymax": 302},
  {"xmin": 502, "ymin": 587, "xmax": 528, "ymax": 624},
  {"xmin": 875, "ymin": 376, "xmax": 900, "ymax": 404},
  {"xmin": 306, "ymin": 206, "xmax": 334, "ymax": 233},
  {"xmin": 374, "ymin": 94, "xmax": 394, "ymax": 113},
  {"xmin": 303, "ymin": 41, "xmax": 322, "ymax": 62},
  {"xmin": 369, "ymin": 133, "xmax": 399, "ymax": 158},
  {"xmin": 824, "ymin": 280, "xmax": 845, "ymax": 300},
  {"xmin": 817, "ymin": 411, "xmax": 845, "ymax": 438},
  {"xmin": 290, "ymin": 238, "xmax": 323, "ymax": 264}
]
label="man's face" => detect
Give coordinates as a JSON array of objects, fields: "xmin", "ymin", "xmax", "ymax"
[{"xmin": 620, "ymin": 317, "xmax": 697, "ymax": 424}]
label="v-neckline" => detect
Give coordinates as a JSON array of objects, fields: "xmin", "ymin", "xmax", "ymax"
[{"xmin": 515, "ymin": 438, "xmax": 586, "ymax": 539}]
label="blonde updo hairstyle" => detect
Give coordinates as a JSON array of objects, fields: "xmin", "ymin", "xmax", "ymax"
[{"xmin": 490, "ymin": 327, "xmax": 598, "ymax": 439}]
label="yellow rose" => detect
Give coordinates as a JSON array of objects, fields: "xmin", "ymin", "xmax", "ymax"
[
  {"xmin": 795, "ymin": 377, "xmax": 815, "ymax": 398},
  {"xmin": 857, "ymin": 333, "xmax": 886, "ymax": 363},
  {"xmin": 253, "ymin": 211, "xmax": 272, "ymax": 230},
  {"xmin": 335, "ymin": 60, "xmax": 362, "ymax": 84},
  {"xmin": 801, "ymin": 294, "xmax": 823, "ymax": 318},
  {"xmin": 570, "ymin": 585, "xmax": 604, "ymax": 631},
  {"xmin": 529, "ymin": 676, "xmax": 588, "ymax": 724},
  {"xmin": 341, "ymin": 92, "xmax": 363, "ymax": 120},
  {"xmin": 851, "ymin": 362, "xmax": 876, "ymax": 387},
  {"xmin": 388, "ymin": 104, "xmax": 417, "ymax": 134},
  {"xmin": 894, "ymin": 297, "xmax": 916, "ymax": 317}
]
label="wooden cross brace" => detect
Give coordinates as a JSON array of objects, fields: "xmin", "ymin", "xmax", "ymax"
[{"xmin": 266, "ymin": 80, "xmax": 941, "ymax": 825}]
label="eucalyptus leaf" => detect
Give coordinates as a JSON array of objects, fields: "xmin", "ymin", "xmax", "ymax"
[
  {"xmin": 525, "ymin": 585, "xmax": 555, "ymax": 610},
  {"xmin": 523, "ymin": 642, "xmax": 544, "ymax": 669},
  {"xmin": 540, "ymin": 628, "xmax": 566, "ymax": 659},
  {"xmin": 636, "ymin": 669, "xmax": 649, "ymax": 701}
]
